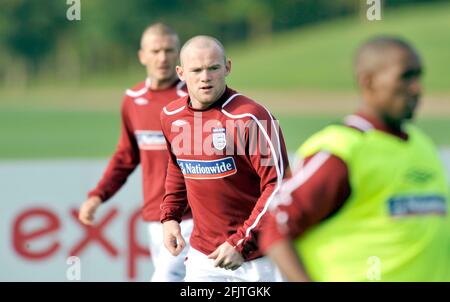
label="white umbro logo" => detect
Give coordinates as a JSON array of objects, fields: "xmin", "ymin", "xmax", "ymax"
[
  {"xmin": 172, "ymin": 119, "xmax": 188, "ymax": 126},
  {"xmin": 134, "ymin": 98, "xmax": 148, "ymax": 105}
]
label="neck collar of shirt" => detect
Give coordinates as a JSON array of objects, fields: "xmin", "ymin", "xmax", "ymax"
[
  {"xmin": 186, "ymin": 86, "xmax": 234, "ymax": 112},
  {"xmin": 350, "ymin": 112, "xmax": 409, "ymax": 140},
  {"xmin": 146, "ymin": 78, "xmax": 181, "ymax": 93}
]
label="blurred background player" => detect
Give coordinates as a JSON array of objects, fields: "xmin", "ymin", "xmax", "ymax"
[
  {"xmin": 160, "ymin": 36, "xmax": 289, "ymax": 281},
  {"xmin": 78, "ymin": 23, "xmax": 193, "ymax": 282},
  {"xmin": 261, "ymin": 36, "xmax": 450, "ymax": 281}
]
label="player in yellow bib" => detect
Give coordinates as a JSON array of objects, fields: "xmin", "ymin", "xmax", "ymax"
[{"xmin": 261, "ymin": 36, "xmax": 450, "ymax": 281}]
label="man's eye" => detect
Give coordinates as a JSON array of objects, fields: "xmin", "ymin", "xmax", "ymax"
[{"xmin": 402, "ymin": 69, "xmax": 422, "ymax": 80}]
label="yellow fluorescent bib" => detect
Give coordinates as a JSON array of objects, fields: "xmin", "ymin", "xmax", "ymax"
[{"xmin": 296, "ymin": 124, "xmax": 450, "ymax": 281}]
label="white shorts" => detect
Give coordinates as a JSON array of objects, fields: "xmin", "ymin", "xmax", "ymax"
[
  {"xmin": 147, "ymin": 218, "xmax": 193, "ymax": 282},
  {"xmin": 184, "ymin": 247, "xmax": 285, "ymax": 282}
]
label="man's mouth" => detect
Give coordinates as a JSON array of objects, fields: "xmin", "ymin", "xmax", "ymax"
[
  {"xmin": 200, "ymin": 86, "xmax": 213, "ymax": 91},
  {"xmin": 407, "ymin": 96, "xmax": 419, "ymax": 108}
]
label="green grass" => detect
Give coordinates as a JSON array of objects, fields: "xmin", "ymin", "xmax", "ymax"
[
  {"xmin": 0, "ymin": 110, "xmax": 448, "ymax": 159},
  {"xmin": 227, "ymin": 2, "xmax": 450, "ymax": 92},
  {"xmin": 1, "ymin": 3, "xmax": 449, "ymax": 159},
  {"xmin": 0, "ymin": 110, "xmax": 120, "ymax": 159},
  {"xmin": 16, "ymin": 2, "xmax": 450, "ymax": 93}
]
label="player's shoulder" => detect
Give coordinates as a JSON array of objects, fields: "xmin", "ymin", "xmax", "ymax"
[
  {"xmin": 175, "ymin": 81, "xmax": 188, "ymax": 97},
  {"xmin": 125, "ymin": 79, "xmax": 150, "ymax": 99},
  {"xmin": 125, "ymin": 79, "xmax": 187, "ymax": 100},
  {"xmin": 119, "ymin": 80, "xmax": 148, "ymax": 111},
  {"xmin": 161, "ymin": 96, "xmax": 188, "ymax": 119},
  {"xmin": 222, "ymin": 91, "xmax": 274, "ymax": 121}
]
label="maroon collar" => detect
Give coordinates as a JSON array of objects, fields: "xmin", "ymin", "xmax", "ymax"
[
  {"xmin": 345, "ymin": 112, "xmax": 408, "ymax": 140},
  {"xmin": 147, "ymin": 78, "xmax": 182, "ymax": 92},
  {"xmin": 186, "ymin": 86, "xmax": 236, "ymax": 111}
]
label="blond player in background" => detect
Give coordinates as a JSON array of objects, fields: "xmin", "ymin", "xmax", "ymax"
[{"xmin": 78, "ymin": 23, "xmax": 193, "ymax": 282}]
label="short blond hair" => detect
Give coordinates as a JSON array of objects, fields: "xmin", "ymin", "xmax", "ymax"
[
  {"xmin": 180, "ymin": 35, "xmax": 226, "ymax": 66},
  {"xmin": 140, "ymin": 22, "xmax": 179, "ymax": 49}
]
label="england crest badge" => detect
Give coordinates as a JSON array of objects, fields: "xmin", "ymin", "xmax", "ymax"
[{"xmin": 212, "ymin": 128, "xmax": 227, "ymax": 150}]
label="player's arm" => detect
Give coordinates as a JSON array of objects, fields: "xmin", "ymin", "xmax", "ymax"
[
  {"xmin": 260, "ymin": 151, "xmax": 351, "ymax": 281},
  {"xmin": 265, "ymin": 235, "xmax": 311, "ymax": 282},
  {"xmin": 209, "ymin": 114, "xmax": 289, "ymax": 269},
  {"xmin": 225, "ymin": 114, "xmax": 290, "ymax": 261},
  {"xmin": 161, "ymin": 151, "xmax": 189, "ymax": 256},
  {"xmin": 79, "ymin": 98, "xmax": 140, "ymax": 225},
  {"xmin": 160, "ymin": 114, "xmax": 189, "ymax": 255}
]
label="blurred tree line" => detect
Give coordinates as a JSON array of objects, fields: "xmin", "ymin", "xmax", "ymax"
[{"xmin": 0, "ymin": 0, "xmax": 444, "ymax": 87}]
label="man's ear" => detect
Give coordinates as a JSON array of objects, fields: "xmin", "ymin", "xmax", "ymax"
[
  {"xmin": 176, "ymin": 65, "xmax": 184, "ymax": 81},
  {"xmin": 138, "ymin": 49, "xmax": 146, "ymax": 66},
  {"xmin": 358, "ymin": 71, "xmax": 373, "ymax": 92},
  {"xmin": 225, "ymin": 59, "xmax": 232, "ymax": 76}
]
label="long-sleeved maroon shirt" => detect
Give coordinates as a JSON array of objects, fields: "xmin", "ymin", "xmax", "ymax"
[
  {"xmin": 260, "ymin": 113, "xmax": 409, "ymax": 251},
  {"xmin": 160, "ymin": 87, "xmax": 290, "ymax": 260},
  {"xmin": 88, "ymin": 78, "xmax": 189, "ymax": 221}
]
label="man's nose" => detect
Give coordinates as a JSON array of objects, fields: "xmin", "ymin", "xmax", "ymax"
[
  {"xmin": 158, "ymin": 51, "xmax": 168, "ymax": 62},
  {"xmin": 200, "ymin": 70, "xmax": 211, "ymax": 82},
  {"xmin": 409, "ymin": 77, "xmax": 422, "ymax": 95}
]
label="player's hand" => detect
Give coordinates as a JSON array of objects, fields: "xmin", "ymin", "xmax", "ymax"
[
  {"xmin": 78, "ymin": 196, "xmax": 102, "ymax": 226},
  {"xmin": 208, "ymin": 242, "xmax": 244, "ymax": 271},
  {"xmin": 163, "ymin": 220, "xmax": 186, "ymax": 256}
]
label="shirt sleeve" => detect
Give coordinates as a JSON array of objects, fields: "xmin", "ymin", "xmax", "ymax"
[
  {"xmin": 260, "ymin": 151, "xmax": 351, "ymax": 253},
  {"xmin": 226, "ymin": 113, "xmax": 290, "ymax": 259},
  {"xmin": 159, "ymin": 114, "xmax": 189, "ymax": 223},
  {"xmin": 88, "ymin": 97, "xmax": 140, "ymax": 202}
]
